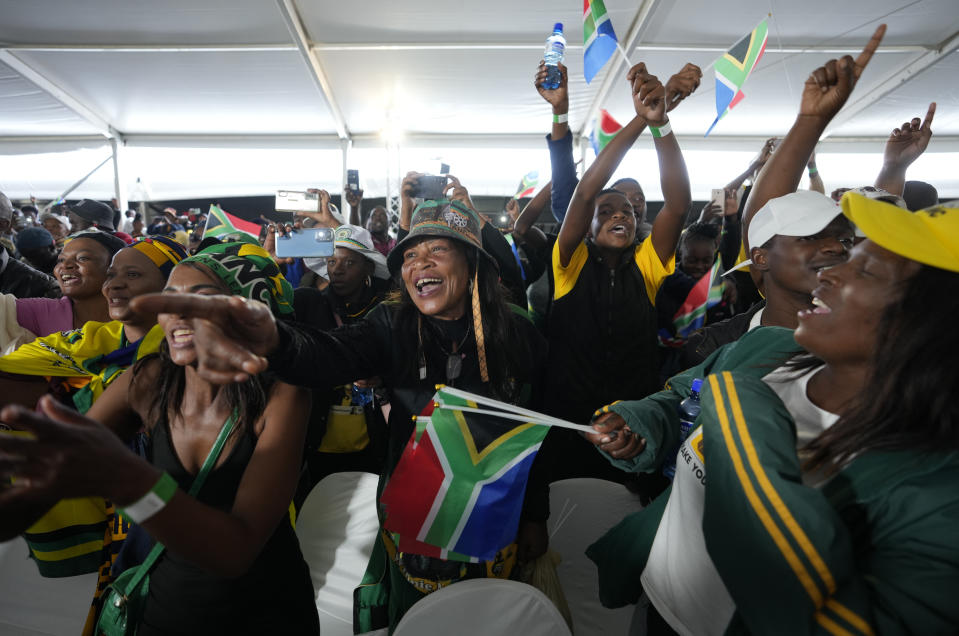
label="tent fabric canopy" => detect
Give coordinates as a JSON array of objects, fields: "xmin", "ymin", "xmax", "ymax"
[{"xmin": 1, "ymin": 0, "xmax": 956, "ymax": 200}]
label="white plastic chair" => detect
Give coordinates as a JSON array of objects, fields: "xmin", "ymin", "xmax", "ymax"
[
  {"xmin": 547, "ymin": 478, "xmax": 646, "ymax": 635},
  {"xmin": 0, "ymin": 536, "xmax": 98, "ymax": 635},
  {"xmin": 393, "ymin": 578, "xmax": 572, "ymax": 636},
  {"xmin": 295, "ymin": 471, "xmax": 381, "ymax": 636}
]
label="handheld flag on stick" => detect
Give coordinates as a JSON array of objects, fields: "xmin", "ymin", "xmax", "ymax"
[
  {"xmin": 659, "ymin": 257, "xmax": 724, "ymax": 347},
  {"xmin": 589, "ymin": 109, "xmax": 623, "ymax": 155},
  {"xmin": 380, "ymin": 387, "xmax": 589, "ymax": 562},
  {"xmin": 583, "ymin": 0, "xmax": 620, "ymax": 83},
  {"xmin": 705, "ymin": 19, "xmax": 769, "ymax": 136},
  {"xmin": 203, "ymin": 204, "xmax": 262, "ymax": 241},
  {"xmin": 513, "ymin": 171, "xmax": 539, "ymax": 200}
]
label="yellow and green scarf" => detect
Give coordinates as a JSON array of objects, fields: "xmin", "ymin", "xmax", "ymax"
[{"xmin": 0, "ymin": 320, "xmax": 164, "ymax": 413}]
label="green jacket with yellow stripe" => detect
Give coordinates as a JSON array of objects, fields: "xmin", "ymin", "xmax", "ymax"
[{"xmin": 586, "ymin": 327, "xmax": 959, "ymax": 635}]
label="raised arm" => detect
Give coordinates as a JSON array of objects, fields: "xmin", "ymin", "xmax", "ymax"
[
  {"xmin": 640, "ymin": 62, "xmax": 698, "ymax": 264},
  {"xmin": 743, "ymin": 25, "xmax": 886, "ymax": 250},
  {"xmin": 295, "ymin": 189, "xmax": 340, "ymax": 229},
  {"xmin": 443, "ymin": 175, "xmax": 524, "ymax": 299},
  {"xmin": 874, "ymin": 102, "xmax": 935, "ymax": 196},
  {"xmin": 718, "ymin": 188, "xmax": 743, "ymax": 270},
  {"xmin": 806, "ymin": 151, "xmax": 825, "ymax": 194},
  {"xmin": 345, "ymin": 186, "xmax": 364, "ymax": 226},
  {"xmin": 648, "ymin": 112, "xmax": 693, "ymax": 266},
  {"xmin": 557, "ymin": 64, "xmax": 662, "ymax": 266},
  {"xmin": 727, "ymin": 138, "xmax": 776, "ymax": 193},
  {"xmin": 398, "ymin": 171, "xmax": 422, "ymax": 233},
  {"xmin": 511, "ymin": 182, "xmax": 550, "ymax": 252},
  {"xmin": 535, "ymin": 61, "xmax": 577, "ymax": 223}
]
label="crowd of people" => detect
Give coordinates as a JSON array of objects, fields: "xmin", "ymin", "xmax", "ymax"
[{"xmin": 0, "ymin": 22, "xmax": 957, "ymax": 635}]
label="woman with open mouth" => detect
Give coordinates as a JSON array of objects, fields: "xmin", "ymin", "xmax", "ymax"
[
  {"xmin": 0, "ymin": 241, "xmax": 319, "ymax": 634},
  {"xmin": 13, "ymin": 230, "xmax": 125, "ymax": 341}
]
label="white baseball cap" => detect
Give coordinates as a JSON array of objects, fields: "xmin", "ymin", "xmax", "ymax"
[
  {"xmin": 304, "ymin": 223, "xmax": 389, "ymax": 280},
  {"xmin": 727, "ymin": 191, "xmax": 844, "ymax": 273}
]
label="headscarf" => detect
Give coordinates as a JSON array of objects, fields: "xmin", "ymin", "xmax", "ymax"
[
  {"xmin": 0, "ymin": 322, "xmax": 165, "ymax": 413},
  {"xmin": 129, "ymin": 235, "xmax": 188, "ymax": 278},
  {"xmin": 181, "ymin": 241, "xmax": 294, "ymax": 317}
]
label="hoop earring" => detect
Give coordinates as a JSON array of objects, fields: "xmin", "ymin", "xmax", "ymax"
[{"xmin": 365, "ymin": 275, "xmax": 372, "ymax": 287}]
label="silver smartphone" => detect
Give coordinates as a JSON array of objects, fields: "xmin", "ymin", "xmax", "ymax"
[
  {"xmin": 275, "ymin": 227, "xmax": 335, "ymax": 258},
  {"xmin": 275, "ymin": 190, "xmax": 319, "ymax": 213}
]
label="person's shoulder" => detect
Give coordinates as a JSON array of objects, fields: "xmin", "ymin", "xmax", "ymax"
[
  {"xmin": 16, "ymin": 295, "xmax": 67, "ymax": 312},
  {"xmin": 6, "ymin": 257, "xmax": 51, "ymax": 281},
  {"xmin": 128, "ymin": 356, "xmax": 162, "ymax": 416},
  {"xmin": 845, "ymin": 449, "xmax": 959, "ymax": 537},
  {"xmin": 292, "ymin": 286, "xmax": 335, "ymax": 328},
  {"xmin": 736, "ymin": 324, "xmax": 796, "ymax": 348},
  {"xmin": 360, "ymin": 301, "xmax": 405, "ymax": 337}
]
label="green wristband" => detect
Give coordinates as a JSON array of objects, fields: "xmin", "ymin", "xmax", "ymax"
[
  {"xmin": 649, "ymin": 121, "xmax": 672, "ymax": 138},
  {"xmin": 118, "ymin": 472, "xmax": 178, "ymax": 524},
  {"xmin": 808, "ymin": 167, "xmax": 819, "ymax": 175},
  {"xmin": 553, "ymin": 112, "xmax": 568, "ymax": 124}
]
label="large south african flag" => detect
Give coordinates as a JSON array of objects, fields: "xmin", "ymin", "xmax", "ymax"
[
  {"xmin": 706, "ymin": 19, "xmax": 769, "ymax": 136},
  {"xmin": 380, "ymin": 389, "xmax": 551, "ymax": 562},
  {"xmin": 203, "ymin": 204, "xmax": 262, "ymax": 240}
]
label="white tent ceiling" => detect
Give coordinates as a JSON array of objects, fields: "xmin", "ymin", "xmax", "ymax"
[{"xmin": 0, "ymin": 0, "xmax": 957, "ymax": 202}]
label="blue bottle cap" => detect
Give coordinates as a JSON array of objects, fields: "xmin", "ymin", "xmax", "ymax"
[
  {"xmin": 691, "ymin": 378, "xmax": 703, "ymax": 393},
  {"xmin": 553, "ymin": 23, "xmax": 564, "ymax": 33}
]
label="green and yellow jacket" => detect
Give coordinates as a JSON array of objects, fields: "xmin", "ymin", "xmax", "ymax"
[{"xmin": 587, "ymin": 327, "xmax": 959, "ymax": 635}]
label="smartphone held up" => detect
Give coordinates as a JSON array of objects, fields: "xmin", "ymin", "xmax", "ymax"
[
  {"xmin": 411, "ymin": 175, "xmax": 448, "ymax": 201},
  {"xmin": 275, "ymin": 226, "xmax": 335, "ymax": 259}
]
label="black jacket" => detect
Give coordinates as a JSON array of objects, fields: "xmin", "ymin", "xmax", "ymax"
[
  {"xmin": 0, "ymin": 253, "xmax": 61, "ymax": 299},
  {"xmin": 679, "ymin": 301, "xmax": 765, "ymax": 370},
  {"xmin": 267, "ymin": 302, "xmax": 551, "ymax": 521}
]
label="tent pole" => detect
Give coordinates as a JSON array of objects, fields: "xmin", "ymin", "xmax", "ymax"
[
  {"xmin": 44, "ymin": 154, "xmax": 113, "ymax": 210},
  {"xmin": 111, "ymin": 138, "xmax": 128, "ymax": 212},
  {"xmin": 340, "ymin": 137, "xmax": 351, "ymax": 220}
]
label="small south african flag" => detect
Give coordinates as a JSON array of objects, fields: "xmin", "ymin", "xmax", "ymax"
[{"xmin": 589, "ymin": 109, "xmax": 623, "ymax": 155}]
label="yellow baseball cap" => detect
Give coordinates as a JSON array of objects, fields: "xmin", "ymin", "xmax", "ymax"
[{"xmin": 841, "ymin": 192, "xmax": 959, "ymax": 273}]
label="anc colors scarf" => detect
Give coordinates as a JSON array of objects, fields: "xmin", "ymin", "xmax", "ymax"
[
  {"xmin": 0, "ymin": 321, "xmax": 164, "ymax": 413},
  {"xmin": 181, "ymin": 241, "xmax": 294, "ymax": 316}
]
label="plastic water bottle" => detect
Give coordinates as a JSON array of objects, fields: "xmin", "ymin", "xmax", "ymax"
[
  {"xmin": 662, "ymin": 378, "xmax": 703, "ymax": 480},
  {"xmin": 542, "ymin": 23, "xmax": 566, "ymax": 90},
  {"xmin": 351, "ymin": 384, "xmax": 374, "ymax": 408}
]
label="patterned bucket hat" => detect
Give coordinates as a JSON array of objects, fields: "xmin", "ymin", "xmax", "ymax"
[{"xmin": 386, "ymin": 199, "xmax": 495, "ymax": 275}]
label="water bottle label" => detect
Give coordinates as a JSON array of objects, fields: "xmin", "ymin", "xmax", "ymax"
[{"xmin": 549, "ymin": 42, "xmax": 565, "ymax": 54}]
